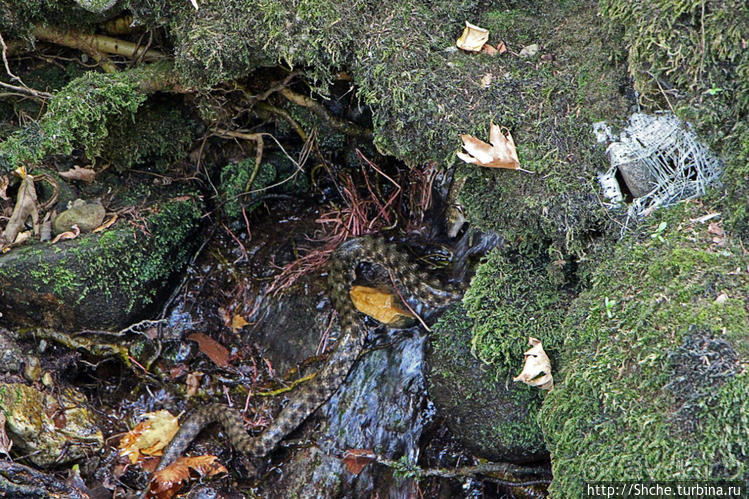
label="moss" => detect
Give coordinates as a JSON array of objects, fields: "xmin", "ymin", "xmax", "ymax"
[
  {"xmin": 0, "ymin": 70, "xmax": 148, "ymax": 174},
  {"xmin": 99, "ymin": 98, "xmax": 198, "ymax": 173},
  {"xmin": 538, "ymin": 202, "xmax": 749, "ymax": 496},
  {"xmin": 427, "ymin": 302, "xmax": 548, "ymax": 461},
  {"xmin": 599, "ymin": 0, "xmax": 749, "ymax": 238},
  {"xmin": 0, "ymin": 195, "xmax": 202, "ymax": 328}
]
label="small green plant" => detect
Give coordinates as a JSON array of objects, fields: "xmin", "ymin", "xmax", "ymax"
[
  {"xmin": 604, "ymin": 296, "xmax": 616, "ymax": 318},
  {"xmin": 392, "ymin": 455, "xmax": 423, "ymax": 480},
  {"xmin": 650, "ymin": 221, "xmax": 667, "ymax": 242}
]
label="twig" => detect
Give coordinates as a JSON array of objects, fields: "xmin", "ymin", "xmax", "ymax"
[{"xmin": 0, "ymin": 30, "xmax": 53, "ymax": 99}]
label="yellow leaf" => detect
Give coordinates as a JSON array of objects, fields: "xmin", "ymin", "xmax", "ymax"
[
  {"xmin": 231, "ymin": 314, "xmax": 249, "ymax": 332},
  {"xmin": 513, "ymin": 337, "xmax": 553, "ymax": 390},
  {"xmin": 457, "ymin": 123, "xmax": 522, "ymax": 170},
  {"xmin": 456, "ymin": 22, "xmax": 489, "ymax": 52},
  {"xmin": 350, "ymin": 285, "xmax": 414, "ymax": 327},
  {"xmin": 119, "ymin": 410, "xmax": 179, "ymax": 464}
]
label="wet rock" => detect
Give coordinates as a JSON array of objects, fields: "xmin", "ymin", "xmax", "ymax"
[
  {"xmin": 426, "ymin": 304, "xmax": 548, "ymax": 463},
  {"xmin": 0, "ymin": 328, "xmax": 25, "ymax": 374},
  {"xmin": 267, "ymin": 332, "xmax": 429, "ymax": 498},
  {"xmin": 0, "ymin": 195, "xmax": 201, "ymax": 330},
  {"xmin": 0, "ymin": 383, "xmax": 103, "ymax": 467},
  {"xmin": 52, "ymin": 199, "xmax": 106, "ymax": 235}
]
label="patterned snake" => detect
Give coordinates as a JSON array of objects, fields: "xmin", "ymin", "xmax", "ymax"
[{"xmin": 155, "ymin": 236, "xmax": 458, "ymax": 473}]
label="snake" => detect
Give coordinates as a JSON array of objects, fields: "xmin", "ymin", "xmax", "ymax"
[{"xmin": 155, "ymin": 235, "xmax": 458, "ymax": 473}]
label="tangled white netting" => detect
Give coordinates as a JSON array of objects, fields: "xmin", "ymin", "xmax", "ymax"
[{"xmin": 597, "ymin": 113, "xmax": 723, "ymax": 217}]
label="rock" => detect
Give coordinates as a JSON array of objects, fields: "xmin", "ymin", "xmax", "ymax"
[
  {"xmin": 52, "ymin": 199, "xmax": 106, "ymax": 235},
  {"xmin": 0, "ymin": 195, "xmax": 201, "ymax": 330},
  {"xmin": 0, "ymin": 328, "xmax": 25, "ymax": 374},
  {"xmin": 426, "ymin": 304, "xmax": 548, "ymax": 463},
  {"xmin": 73, "ymin": 0, "xmax": 117, "ymax": 14},
  {"xmin": 0, "ymin": 383, "xmax": 103, "ymax": 467}
]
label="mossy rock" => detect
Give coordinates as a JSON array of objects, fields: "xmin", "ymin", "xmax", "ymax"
[
  {"xmin": 539, "ymin": 202, "xmax": 749, "ymax": 497},
  {"xmin": 0, "ymin": 194, "xmax": 202, "ymax": 330},
  {"xmin": 427, "ymin": 302, "xmax": 548, "ymax": 462},
  {"xmin": 0, "ymin": 382, "xmax": 104, "ymax": 467}
]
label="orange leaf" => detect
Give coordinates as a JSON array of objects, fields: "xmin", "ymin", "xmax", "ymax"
[
  {"xmin": 50, "ymin": 224, "xmax": 80, "ymax": 243},
  {"xmin": 188, "ymin": 333, "xmax": 230, "ymax": 367},
  {"xmin": 496, "ymin": 41, "xmax": 508, "ymax": 54},
  {"xmin": 231, "ymin": 314, "xmax": 249, "ymax": 332},
  {"xmin": 92, "ymin": 214, "xmax": 118, "ymax": 233},
  {"xmin": 119, "ymin": 410, "xmax": 180, "ymax": 464},
  {"xmin": 150, "ymin": 455, "xmax": 227, "ymax": 499},
  {"xmin": 342, "ymin": 449, "xmax": 375, "ymax": 475},
  {"xmin": 457, "ymin": 123, "xmax": 521, "ymax": 170},
  {"xmin": 350, "ymin": 285, "xmax": 414, "ymax": 326}
]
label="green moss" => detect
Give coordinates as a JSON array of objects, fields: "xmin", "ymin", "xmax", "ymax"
[
  {"xmin": 464, "ymin": 248, "xmax": 570, "ymax": 375},
  {"xmin": 0, "ymin": 70, "xmax": 148, "ymax": 174},
  {"xmin": 539, "ymin": 202, "xmax": 749, "ymax": 496},
  {"xmin": 99, "ymin": 99, "xmax": 198, "ymax": 172},
  {"xmin": 428, "ymin": 302, "xmax": 548, "ymax": 459}
]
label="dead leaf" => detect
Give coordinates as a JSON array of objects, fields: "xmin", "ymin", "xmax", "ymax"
[
  {"xmin": 519, "ymin": 43, "xmax": 539, "ymax": 58},
  {"xmin": 92, "ymin": 214, "xmax": 118, "ymax": 233},
  {"xmin": 13, "ymin": 230, "xmax": 32, "ymax": 245},
  {"xmin": 496, "ymin": 41, "xmax": 508, "ymax": 54},
  {"xmin": 481, "ymin": 43, "xmax": 498, "ymax": 56},
  {"xmin": 0, "ymin": 412, "xmax": 12, "ymax": 456},
  {"xmin": 457, "ymin": 123, "xmax": 522, "ymax": 170},
  {"xmin": 2, "ymin": 172, "xmax": 38, "ymax": 245},
  {"xmin": 50, "ymin": 224, "xmax": 80, "ymax": 244},
  {"xmin": 715, "ymin": 292, "xmax": 729, "ymax": 304},
  {"xmin": 59, "ymin": 165, "xmax": 97, "ymax": 183},
  {"xmin": 513, "ymin": 337, "xmax": 553, "ymax": 390},
  {"xmin": 185, "ymin": 372, "xmax": 202, "ymax": 398},
  {"xmin": 119, "ymin": 410, "xmax": 180, "ymax": 464},
  {"xmin": 150, "ymin": 455, "xmax": 227, "ymax": 499},
  {"xmin": 350, "ymin": 285, "xmax": 415, "ymax": 327},
  {"xmin": 231, "ymin": 314, "xmax": 249, "ymax": 332},
  {"xmin": 480, "ymin": 73, "xmax": 493, "ymax": 88},
  {"xmin": 187, "ymin": 333, "xmax": 230, "ymax": 367},
  {"xmin": 707, "ymin": 222, "xmax": 724, "ymax": 237},
  {"xmin": 342, "ymin": 449, "xmax": 375, "ymax": 475},
  {"xmin": 0, "ymin": 175, "xmax": 8, "ymax": 200},
  {"xmin": 456, "ymin": 22, "xmax": 489, "ymax": 52}
]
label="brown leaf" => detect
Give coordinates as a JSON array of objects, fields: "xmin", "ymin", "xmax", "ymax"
[
  {"xmin": 150, "ymin": 455, "xmax": 227, "ymax": 499},
  {"xmin": 342, "ymin": 449, "xmax": 375, "ymax": 475},
  {"xmin": 2, "ymin": 172, "xmax": 38, "ymax": 245},
  {"xmin": 188, "ymin": 333, "xmax": 230, "ymax": 367},
  {"xmin": 480, "ymin": 73, "xmax": 493, "ymax": 88},
  {"xmin": 92, "ymin": 214, "xmax": 118, "ymax": 233},
  {"xmin": 185, "ymin": 372, "xmax": 202, "ymax": 398},
  {"xmin": 456, "ymin": 22, "xmax": 489, "ymax": 52},
  {"xmin": 513, "ymin": 337, "xmax": 553, "ymax": 390},
  {"xmin": 350, "ymin": 285, "xmax": 415, "ymax": 327},
  {"xmin": 496, "ymin": 41, "xmax": 508, "ymax": 54},
  {"xmin": 50, "ymin": 224, "xmax": 80, "ymax": 244},
  {"xmin": 0, "ymin": 175, "xmax": 8, "ymax": 201},
  {"xmin": 457, "ymin": 123, "xmax": 521, "ymax": 170},
  {"xmin": 119, "ymin": 410, "xmax": 180, "ymax": 465},
  {"xmin": 481, "ymin": 43, "xmax": 498, "ymax": 56},
  {"xmin": 59, "ymin": 165, "xmax": 97, "ymax": 183}
]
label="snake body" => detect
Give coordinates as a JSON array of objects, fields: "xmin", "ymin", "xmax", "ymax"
[{"xmin": 156, "ymin": 236, "xmax": 457, "ymax": 471}]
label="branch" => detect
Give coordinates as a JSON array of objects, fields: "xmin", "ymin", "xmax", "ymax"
[{"xmin": 280, "ymin": 87, "xmax": 372, "ymax": 140}]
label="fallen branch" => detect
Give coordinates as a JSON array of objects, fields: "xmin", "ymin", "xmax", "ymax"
[
  {"xmin": 280, "ymin": 87, "xmax": 372, "ymax": 140},
  {"xmin": 34, "ymin": 26, "xmax": 165, "ymax": 62}
]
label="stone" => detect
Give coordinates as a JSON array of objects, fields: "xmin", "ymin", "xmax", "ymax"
[{"xmin": 52, "ymin": 199, "xmax": 105, "ymax": 235}]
